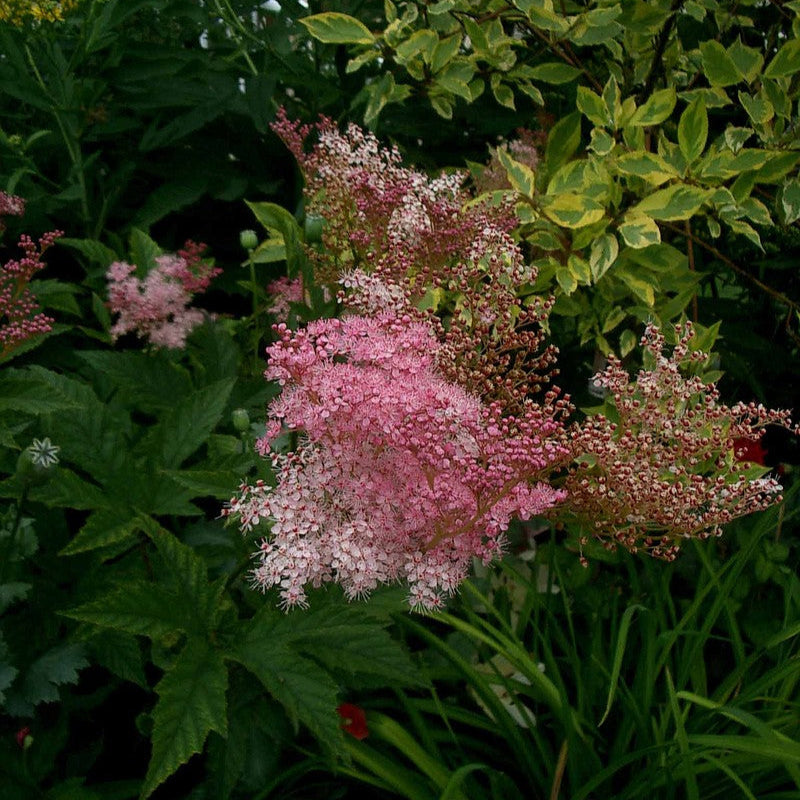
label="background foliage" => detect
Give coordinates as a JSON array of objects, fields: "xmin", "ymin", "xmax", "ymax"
[{"xmin": 1, "ymin": 1, "xmax": 799, "ymax": 799}]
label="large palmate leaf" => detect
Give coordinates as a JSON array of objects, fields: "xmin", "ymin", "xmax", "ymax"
[{"xmin": 140, "ymin": 639, "xmax": 228, "ymax": 799}]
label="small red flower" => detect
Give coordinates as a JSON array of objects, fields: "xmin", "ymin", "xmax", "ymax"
[
  {"xmin": 337, "ymin": 703, "xmax": 369, "ymax": 740},
  {"xmin": 733, "ymin": 436, "xmax": 768, "ymax": 466},
  {"xmin": 15, "ymin": 726, "xmax": 31, "ymax": 749}
]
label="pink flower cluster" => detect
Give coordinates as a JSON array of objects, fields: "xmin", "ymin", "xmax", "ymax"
[
  {"xmin": 0, "ymin": 191, "xmax": 26, "ymax": 232},
  {"xmin": 225, "ymin": 309, "xmax": 567, "ymax": 610},
  {"xmin": 560, "ymin": 323, "xmax": 794, "ymax": 560},
  {"xmin": 106, "ymin": 241, "xmax": 220, "ymax": 349},
  {"xmin": 1, "ymin": 230, "xmax": 59, "ymax": 358}
]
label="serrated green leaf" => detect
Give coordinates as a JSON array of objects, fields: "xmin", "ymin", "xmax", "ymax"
[
  {"xmin": 164, "ymin": 469, "xmax": 241, "ymax": 500},
  {"xmin": 299, "ymin": 13, "xmax": 375, "ymax": 45},
  {"xmin": 141, "ymin": 639, "xmax": 228, "ymax": 799},
  {"xmin": 143, "ymin": 518, "xmax": 225, "ymax": 634},
  {"xmin": 630, "ymin": 184, "xmax": 709, "ymax": 221},
  {"xmin": 540, "ymin": 194, "xmax": 605, "ymax": 228},
  {"xmin": 590, "ymin": 234, "xmax": 619, "ymax": 281},
  {"xmin": 764, "ymin": 39, "xmax": 800, "ymax": 78},
  {"xmin": 21, "ymin": 643, "xmax": 89, "ymax": 706},
  {"xmin": 151, "ymin": 378, "xmax": 235, "ymax": 469},
  {"xmin": 87, "ymin": 630, "xmax": 147, "ymax": 688},
  {"xmin": 629, "ymin": 87, "xmax": 676, "ymax": 126},
  {"xmin": 618, "ymin": 214, "xmax": 661, "ymax": 248},
  {"xmin": 0, "ymin": 367, "xmax": 82, "ymax": 414},
  {"xmin": 678, "ymin": 98, "xmax": 707, "ymax": 164},
  {"xmin": 232, "ymin": 611, "xmax": 342, "ymax": 752},
  {"xmin": 528, "ymin": 62, "xmax": 580, "ymax": 84},
  {"xmin": 497, "ymin": 148, "xmax": 535, "ymax": 197},
  {"xmin": 700, "ymin": 41, "xmax": 741, "ymax": 86},
  {"xmin": 0, "ymin": 661, "xmax": 17, "ymax": 706},
  {"xmin": 60, "ymin": 507, "xmax": 143, "ymax": 556},
  {"xmin": 58, "ymin": 237, "xmax": 119, "ymax": 268},
  {"xmin": 64, "ymin": 581, "xmax": 191, "ymax": 638},
  {"xmin": 616, "ymin": 151, "xmax": 679, "ymax": 185}
]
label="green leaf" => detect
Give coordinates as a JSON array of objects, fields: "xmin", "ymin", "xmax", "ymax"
[
  {"xmin": 497, "ymin": 148, "xmax": 535, "ymax": 197},
  {"xmin": 764, "ymin": 39, "xmax": 800, "ymax": 78},
  {"xmin": 141, "ymin": 640, "xmax": 228, "ymax": 799},
  {"xmin": 129, "ymin": 229, "xmax": 161, "ymax": 273},
  {"xmin": 723, "ymin": 126, "xmax": 752, "ymax": 154},
  {"xmin": 246, "ymin": 201, "xmax": 305, "ymax": 280},
  {"xmin": 678, "ymin": 98, "xmax": 708, "ymax": 165},
  {"xmin": 727, "ymin": 219, "xmax": 763, "ymax": 251},
  {"xmin": 64, "ymin": 581, "xmax": 192, "ymax": 638},
  {"xmin": 514, "ymin": 0, "xmax": 569, "ymax": 33},
  {"xmin": 781, "ymin": 178, "xmax": 800, "ymax": 225},
  {"xmin": 752, "ymin": 151, "xmax": 800, "ymax": 184},
  {"xmin": 528, "ymin": 62, "xmax": 580, "ymax": 84},
  {"xmin": 152, "ymin": 378, "xmax": 236, "ymax": 469},
  {"xmin": 0, "ymin": 582, "xmax": 32, "ymax": 615},
  {"xmin": 364, "ymin": 72, "xmax": 412, "ymax": 125},
  {"xmin": 539, "ymin": 194, "xmax": 605, "ymax": 228},
  {"xmin": 394, "ymin": 29, "xmax": 438, "ymax": 64},
  {"xmin": 629, "ymin": 87, "xmax": 676, "ymax": 126},
  {"xmin": 556, "ymin": 267, "xmax": 578, "ymax": 294},
  {"xmin": 699, "ymin": 41, "xmax": 741, "ymax": 86},
  {"xmin": 21, "ymin": 643, "xmax": 89, "ymax": 706},
  {"xmin": 490, "ymin": 77, "xmax": 515, "ymax": 110},
  {"xmin": 618, "ymin": 214, "xmax": 661, "ymax": 248},
  {"xmin": 577, "ymin": 87, "xmax": 609, "ymax": 127},
  {"xmin": 143, "ymin": 518, "xmax": 225, "ymax": 634},
  {"xmin": 299, "ymin": 13, "xmax": 375, "ymax": 45},
  {"xmin": 544, "ymin": 112, "xmax": 582, "ymax": 174},
  {"xmin": 616, "ymin": 151, "xmax": 679, "ymax": 185},
  {"xmin": 431, "ymin": 33, "xmax": 461, "ymax": 74},
  {"xmin": 60, "ymin": 507, "xmax": 143, "ymax": 556},
  {"xmin": 437, "ymin": 59, "xmax": 476, "ymax": 101},
  {"xmin": 738, "ymin": 91, "xmax": 774, "ymax": 125},
  {"xmin": 616, "ymin": 267, "xmax": 656, "ymax": 305},
  {"xmin": 58, "ymin": 237, "xmax": 119, "ymax": 269},
  {"xmin": 630, "ymin": 184, "xmax": 709, "ymax": 221},
  {"xmin": 728, "ymin": 39, "xmax": 763, "ymax": 84},
  {"xmin": 87, "ymin": 630, "xmax": 147, "ymax": 688},
  {"xmin": 590, "ymin": 233, "xmax": 619, "ymax": 281},
  {"xmin": 231, "ymin": 612, "xmax": 342, "ymax": 752}
]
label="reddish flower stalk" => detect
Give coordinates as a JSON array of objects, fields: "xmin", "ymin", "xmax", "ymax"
[{"xmin": 0, "ymin": 230, "xmax": 59, "ymax": 359}]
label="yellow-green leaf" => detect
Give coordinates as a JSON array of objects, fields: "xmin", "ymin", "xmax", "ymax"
[
  {"xmin": 431, "ymin": 33, "xmax": 462, "ymax": 73},
  {"xmin": 781, "ymin": 178, "xmax": 800, "ymax": 225},
  {"xmin": 528, "ymin": 62, "xmax": 581, "ymax": 84},
  {"xmin": 678, "ymin": 98, "xmax": 707, "ymax": 164},
  {"xmin": 618, "ymin": 214, "xmax": 661, "ymax": 248},
  {"xmin": 699, "ymin": 41, "xmax": 741, "ymax": 87},
  {"xmin": 544, "ymin": 112, "xmax": 582, "ymax": 173},
  {"xmin": 395, "ymin": 29, "xmax": 439, "ymax": 64},
  {"xmin": 629, "ymin": 87, "xmax": 676, "ymax": 126},
  {"xmin": 540, "ymin": 194, "xmax": 605, "ymax": 228},
  {"xmin": 556, "ymin": 266, "xmax": 578, "ymax": 294},
  {"xmin": 300, "ymin": 13, "xmax": 375, "ymax": 45},
  {"xmin": 577, "ymin": 86, "xmax": 610, "ymax": 127},
  {"xmin": 568, "ymin": 253, "xmax": 592, "ymax": 285},
  {"xmin": 590, "ymin": 233, "xmax": 619, "ymax": 280},
  {"xmin": 616, "ymin": 151, "xmax": 679, "ymax": 185},
  {"xmin": 738, "ymin": 91, "xmax": 774, "ymax": 125},
  {"xmin": 764, "ymin": 39, "xmax": 800, "ymax": 78},
  {"xmin": 630, "ymin": 184, "xmax": 709, "ymax": 221},
  {"xmin": 728, "ymin": 39, "xmax": 763, "ymax": 84},
  {"xmin": 497, "ymin": 147, "xmax": 536, "ymax": 197}
]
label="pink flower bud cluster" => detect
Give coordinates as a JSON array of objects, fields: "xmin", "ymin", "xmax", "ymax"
[
  {"xmin": 1, "ymin": 230, "xmax": 59, "ymax": 358},
  {"xmin": 106, "ymin": 242, "xmax": 220, "ymax": 349},
  {"xmin": 0, "ymin": 191, "xmax": 26, "ymax": 233},
  {"xmin": 266, "ymin": 276, "xmax": 303, "ymax": 319},
  {"xmin": 559, "ymin": 323, "xmax": 794, "ymax": 560},
  {"xmin": 225, "ymin": 309, "xmax": 568, "ymax": 611},
  {"xmin": 271, "ymin": 110, "xmax": 558, "ymax": 413}
]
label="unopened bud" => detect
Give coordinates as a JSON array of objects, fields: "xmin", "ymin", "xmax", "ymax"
[
  {"xmin": 239, "ymin": 229, "xmax": 258, "ymax": 250},
  {"xmin": 232, "ymin": 408, "xmax": 250, "ymax": 433}
]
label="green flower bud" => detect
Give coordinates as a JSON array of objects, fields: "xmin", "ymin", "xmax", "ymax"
[
  {"xmin": 232, "ymin": 408, "xmax": 250, "ymax": 433},
  {"xmin": 240, "ymin": 229, "xmax": 258, "ymax": 250},
  {"xmin": 304, "ymin": 215, "xmax": 324, "ymax": 243}
]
